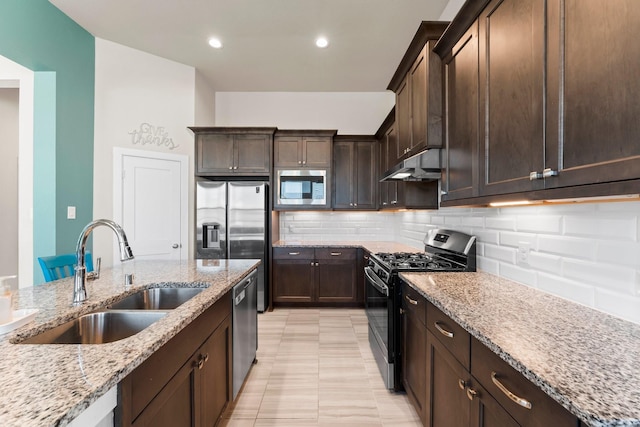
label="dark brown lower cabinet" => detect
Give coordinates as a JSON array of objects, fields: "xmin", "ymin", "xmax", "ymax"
[
  {"xmin": 272, "ymin": 247, "xmax": 360, "ymax": 306},
  {"xmin": 118, "ymin": 291, "xmax": 232, "ymax": 427},
  {"xmin": 401, "ymin": 284, "xmax": 579, "ymax": 427},
  {"xmin": 402, "ymin": 284, "xmax": 427, "ymax": 425}
]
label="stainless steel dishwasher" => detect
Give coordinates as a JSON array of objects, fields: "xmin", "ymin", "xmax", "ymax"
[{"xmin": 232, "ymin": 269, "xmax": 258, "ymax": 399}]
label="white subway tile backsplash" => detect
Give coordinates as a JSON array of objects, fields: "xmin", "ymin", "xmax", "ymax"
[
  {"xmin": 537, "ymin": 273, "xmax": 595, "ymax": 307},
  {"xmin": 562, "ymin": 259, "xmax": 636, "ymax": 294},
  {"xmin": 485, "ymin": 216, "xmax": 516, "ymax": 230},
  {"xmin": 563, "ymin": 215, "xmax": 637, "ymax": 241},
  {"xmin": 594, "ymin": 288, "xmax": 640, "ymax": 324},
  {"xmin": 484, "ymin": 244, "xmax": 517, "ymax": 264},
  {"xmin": 537, "ymin": 235, "xmax": 596, "ymax": 260},
  {"xmin": 516, "ymin": 215, "xmax": 562, "ymax": 234},
  {"xmin": 499, "ymin": 263, "xmax": 537, "ymax": 287},
  {"xmin": 279, "ymin": 199, "xmax": 640, "ymax": 324}
]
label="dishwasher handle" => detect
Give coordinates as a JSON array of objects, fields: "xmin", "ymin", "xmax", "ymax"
[{"xmin": 234, "ymin": 269, "xmax": 257, "ymax": 306}]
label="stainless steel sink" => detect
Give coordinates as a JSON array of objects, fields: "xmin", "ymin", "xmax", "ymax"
[
  {"xmin": 108, "ymin": 287, "xmax": 204, "ymax": 310},
  {"xmin": 19, "ymin": 310, "xmax": 166, "ymax": 344}
]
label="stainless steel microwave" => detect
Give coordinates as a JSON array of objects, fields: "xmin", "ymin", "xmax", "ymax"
[{"xmin": 276, "ymin": 169, "xmax": 327, "ymax": 206}]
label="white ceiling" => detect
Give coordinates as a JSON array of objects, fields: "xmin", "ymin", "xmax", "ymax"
[{"xmin": 49, "ymin": 0, "xmax": 451, "ymax": 92}]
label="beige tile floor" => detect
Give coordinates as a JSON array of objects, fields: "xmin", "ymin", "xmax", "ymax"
[{"xmin": 220, "ymin": 308, "xmax": 422, "ymax": 427}]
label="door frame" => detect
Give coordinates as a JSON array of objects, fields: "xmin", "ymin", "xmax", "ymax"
[{"xmin": 113, "ymin": 147, "xmax": 189, "ymax": 263}]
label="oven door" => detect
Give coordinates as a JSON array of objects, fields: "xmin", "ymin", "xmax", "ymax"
[{"xmin": 364, "ymin": 266, "xmax": 395, "ymax": 389}]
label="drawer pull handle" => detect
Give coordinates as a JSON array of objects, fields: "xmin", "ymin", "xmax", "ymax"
[
  {"xmin": 458, "ymin": 379, "xmax": 466, "ymax": 390},
  {"xmin": 434, "ymin": 321, "xmax": 454, "ymax": 338},
  {"xmin": 491, "ymin": 371, "xmax": 532, "ymax": 410},
  {"xmin": 405, "ymin": 295, "xmax": 418, "ymax": 305},
  {"xmin": 288, "ymin": 252, "xmax": 300, "ymax": 256},
  {"xmin": 466, "ymin": 387, "xmax": 478, "ymax": 401},
  {"xmin": 330, "ymin": 252, "xmax": 342, "ymax": 256}
]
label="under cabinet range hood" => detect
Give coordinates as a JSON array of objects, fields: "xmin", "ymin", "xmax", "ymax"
[{"xmin": 380, "ymin": 148, "xmax": 442, "ymax": 181}]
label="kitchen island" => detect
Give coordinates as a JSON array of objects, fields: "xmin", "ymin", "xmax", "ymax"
[
  {"xmin": 401, "ymin": 271, "xmax": 640, "ymax": 427},
  {"xmin": 0, "ymin": 259, "xmax": 260, "ymax": 427}
]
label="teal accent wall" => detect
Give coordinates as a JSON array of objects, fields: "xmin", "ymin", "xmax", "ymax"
[{"xmin": 0, "ymin": 1, "xmax": 95, "ymax": 283}]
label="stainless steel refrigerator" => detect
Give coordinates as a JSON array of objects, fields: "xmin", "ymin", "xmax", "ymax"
[{"xmin": 196, "ymin": 179, "xmax": 268, "ymax": 312}]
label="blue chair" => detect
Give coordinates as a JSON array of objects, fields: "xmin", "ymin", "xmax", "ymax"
[{"xmin": 38, "ymin": 252, "xmax": 94, "ymax": 282}]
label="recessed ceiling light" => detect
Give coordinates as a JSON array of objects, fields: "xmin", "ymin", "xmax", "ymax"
[
  {"xmin": 208, "ymin": 38, "xmax": 222, "ymax": 49},
  {"xmin": 315, "ymin": 37, "xmax": 329, "ymax": 48}
]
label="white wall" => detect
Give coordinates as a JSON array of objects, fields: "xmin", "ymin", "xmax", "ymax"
[
  {"xmin": 0, "ymin": 56, "xmax": 34, "ymax": 288},
  {"xmin": 215, "ymin": 92, "xmax": 394, "ymax": 134},
  {"xmin": 0, "ymin": 88, "xmax": 19, "ymax": 284},
  {"xmin": 94, "ymin": 38, "xmax": 210, "ymax": 266},
  {"xmin": 439, "ymin": 0, "xmax": 466, "ymax": 20}
]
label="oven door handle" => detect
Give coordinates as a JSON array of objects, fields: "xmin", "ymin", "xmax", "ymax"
[{"xmin": 365, "ymin": 266, "xmax": 389, "ymax": 296}]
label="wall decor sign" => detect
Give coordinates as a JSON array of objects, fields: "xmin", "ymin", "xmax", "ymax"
[{"xmin": 128, "ymin": 123, "xmax": 179, "ymax": 150}]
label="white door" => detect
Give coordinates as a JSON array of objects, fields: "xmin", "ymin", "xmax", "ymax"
[{"xmin": 120, "ymin": 154, "xmax": 184, "ymax": 261}]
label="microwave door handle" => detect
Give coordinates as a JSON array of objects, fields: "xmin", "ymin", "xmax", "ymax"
[{"xmin": 365, "ymin": 267, "xmax": 389, "ymax": 296}]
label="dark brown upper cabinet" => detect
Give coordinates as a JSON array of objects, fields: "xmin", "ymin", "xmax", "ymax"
[
  {"xmin": 191, "ymin": 127, "xmax": 275, "ymax": 176},
  {"xmin": 434, "ymin": 0, "xmax": 640, "ymax": 206},
  {"xmin": 387, "ymin": 21, "xmax": 449, "ymax": 163},
  {"xmin": 333, "ymin": 136, "xmax": 378, "ymax": 210},
  {"xmin": 375, "ymin": 109, "xmax": 439, "ymax": 210},
  {"xmin": 273, "ymin": 130, "xmax": 336, "ymax": 169}
]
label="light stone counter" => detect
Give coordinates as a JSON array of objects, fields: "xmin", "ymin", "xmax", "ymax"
[
  {"xmin": 400, "ymin": 271, "xmax": 640, "ymax": 427},
  {"xmin": 273, "ymin": 240, "xmax": 420, "ymax": 254},
  {"xmin": 0, "ymin": 259, "xmax": 260, "ymax": 427}
]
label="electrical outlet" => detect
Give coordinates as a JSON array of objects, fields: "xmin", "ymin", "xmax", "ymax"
[
  {"xmin": 517, "ymin": 242, "xmax": 531, "ymax": 267},
  {"xmin": 67, "ymin": 206, "xmax": 76, "ymax": 220}
]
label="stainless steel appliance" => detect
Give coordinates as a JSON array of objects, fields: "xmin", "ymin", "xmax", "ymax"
[
  {"xmin": 364, "ymin": 229, "xmax": 476, "ymax": 390},
  {"xmin": 232, "ymin": 269, "xmax": 258, "ymax": 400},
  {"xmin": 196, "ymin": 179, "xmax": 268, "ymax": 312},
  {"xmin": 275, "ymin": 169, "xmax": 327, "ymax": 206}
]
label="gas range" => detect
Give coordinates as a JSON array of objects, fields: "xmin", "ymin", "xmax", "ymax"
[{"xmin": 364, "ymin": 229, "xmax": 477, "ymax": 391}]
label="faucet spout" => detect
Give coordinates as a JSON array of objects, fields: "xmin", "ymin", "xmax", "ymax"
[{"xmin": 73, "ymin": 219, "xmax": 134, "ymax": 305}]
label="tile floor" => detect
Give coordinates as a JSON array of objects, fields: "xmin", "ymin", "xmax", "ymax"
[{"xmin": 220, "ymin": 308, "xmax": 422, "ymax": 427}]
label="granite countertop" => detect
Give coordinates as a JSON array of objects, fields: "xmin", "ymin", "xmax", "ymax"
[
  {"xmin": 0, "ymin": 258, "xmax": 260, "ymax": 427},
  {"xmin": 400, "ymin": 271, "xmax": 640, "ymax": 427},
  {"xmin": 273, "ymin": 240, "xmax": 419, "ymax": 254}
]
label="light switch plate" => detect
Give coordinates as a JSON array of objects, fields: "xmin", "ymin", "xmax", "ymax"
[{"xmin": 67, "ymin": 206, "xmax": 76, "ymax": 220}]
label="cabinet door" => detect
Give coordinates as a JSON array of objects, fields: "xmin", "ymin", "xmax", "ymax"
[
  {"xmin": 427, "ymin": 330, "xmax": 471, "ymax": 427},
  {"xmin": 197, "ymin": 134, "xmax": 234, "ymax": 175},
  {"xmin": 316, "ymin": 249, "xmax": 357, "ymax": 303},
  {"xmin": 354, "ymin": 141, "xmax": 377, "ymax": 210},
  {"xmin": 234, "ymin": 134, "xmax": 271, "ymax": 174},
  {"xmin": 402, "ymin": 287, "xmax": 427, "ymax": 425},
  {"xmin": 274, "ymin": 136, "xmax": 302, "ymax": 167},
  {"xmin": 396, "ymin": 75, "xmax": 412, "ymax": 160},
  {"xmin": 410, "ymin": 46, "xmax": 428, "ymax": 152},
  {"xmin": 303, "ymin": 137, "xmax": 332, "ymax": 168},
  {"xmin": 333, "ymin": 141, "xmax": 355, "ymax": 209},
  {"xmin": 441, "ymin": 22, "xmax": 480, "ymax": 202},
  {"xmin": 470, "ymin": 381, "xmax": 521, "ymax": 427},
  {"xmin": 478, "ymin": 0, "xmax": 545, "ymax": 196},
  {"xmin": 132, "ymin": 357, "xmax": 197, "ymax": 427},
  {"xmin": 546, "ymin": 0, "xmax": 640, "ymax": 188},
  {"xmin": 199, "ymin": 316, "xmax": 232, "ymax": 426},
  {"xmin": 272, "ymin": 259, "xmax": 314, "ymax": 303}
]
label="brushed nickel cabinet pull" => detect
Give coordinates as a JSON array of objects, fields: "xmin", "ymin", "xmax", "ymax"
[
  {"xmin": 458, "ymin": 379, "xmax": 466, "ymax": 390},
  {"xmin": 491, "ymin": 371, "xmax": 532, "ymax": 409},
  {"xmin": 542, "ymin": 168, "xmax": 558, "ymax": 178},
  {"xmin": 529, "ymin": 171, "xmax": 542, "ymax": 180},
  {"xmin": 289, "ymin": 252, "xmax": 300, "ymax": 256},
  {"xmin": 330, "ymin": 252, "xmax": 342, "ymax": 256},
  {"xmin": 404, "ymin": 295, "xmax": 418, "ymax": 305},
  {"xmin": 434, "ymin": 321, "xmax": 454, "ymax": 338},
  {"xmin": 466, "ymin": 387, "xmax": 478, "ymax": 401}
]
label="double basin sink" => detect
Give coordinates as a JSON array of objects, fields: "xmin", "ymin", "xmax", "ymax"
[{"xmin": 20, "ymin": 287, "xmax": 204, "ymax": 345}]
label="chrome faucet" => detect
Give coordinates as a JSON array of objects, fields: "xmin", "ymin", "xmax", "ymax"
[{"xmin": 73, "ymin": 219, "xmax": 134, "ymax": 304}]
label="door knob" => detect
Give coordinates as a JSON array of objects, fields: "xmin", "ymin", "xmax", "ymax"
[{"xmin": 172, "ymin": 243, "xmax": 179, "ymax": 249}]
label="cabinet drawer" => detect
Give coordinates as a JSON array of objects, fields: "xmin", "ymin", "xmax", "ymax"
[
  {"xmin": 402, "ymin": 284, "xmax": 426, "ymax": 326},
  {"xmin": 315, "ymin": 248, "xmax": 357, "ymax": 260},
  {"xmin": 471, "ymin": 338, "xmax": 578, "ymax": 427},
  {"xmin": 273, "ymin": 247, "xmax": 315, "ymax": 260},
  {"xmin": 427, "ymin": 302, "xmax": 470, "ymax": 369}
]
